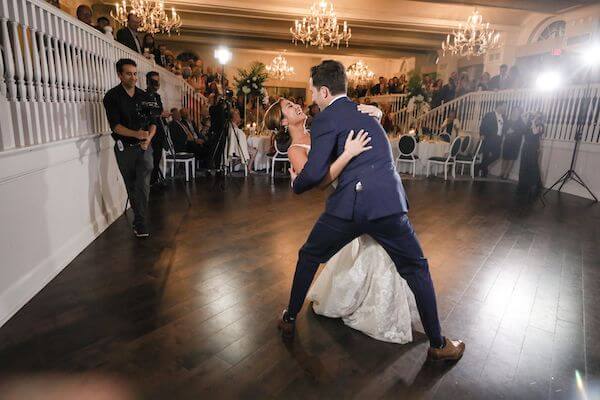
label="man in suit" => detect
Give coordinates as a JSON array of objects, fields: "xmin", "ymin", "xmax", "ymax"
[
  {"xmin": 479, "ymin": 101, "xmax": 507, "ymax": 177},
  {"xmin": 278, "ymin": 60, "xmax": 465, "ymax": 362},
  {"xmin": 116, "ymin": 13, "xmax": 142, "ymax": 54},
  {"xmin": 154, "ymin": 44, "xmax": 168, "ymax": 67},
  {"xmin": 370, "ymin": 76, "xmax": 387, "ymax": 95},
  {"xmin": 488, "ymin": 64, "xmax": 509, "ymax": 91},
  {"xmin": 169, "ymin": 108, "xmax": 209, "ymax": 163}
]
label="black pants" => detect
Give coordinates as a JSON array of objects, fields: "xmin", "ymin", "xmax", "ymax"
[
  {"xmin": 480, "ymin": 136, "xmax": 502, "ymax": 175},
  {"xmin": 114, "ymin": 143, "xmax": 153, "ymax": 228},
  {"xmin": 151, "ymin": 137, "xmax": 165, "ymax": 184},
  {"xmin": 186, "ymin": 141, "xmax": 209, "ymax": 166},
  {"xmin": 287, "ymin": 212, "xmax": 443, "ymax": 347}
]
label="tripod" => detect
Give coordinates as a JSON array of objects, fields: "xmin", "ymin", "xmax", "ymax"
[{"xmin": 543, "ymin": 81, "xmax": 598, "ymax": 202}]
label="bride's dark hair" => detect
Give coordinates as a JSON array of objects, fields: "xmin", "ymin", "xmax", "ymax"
[{"xmin": 263, "ymin": 99, "xmax": 290, "ymax": 144}]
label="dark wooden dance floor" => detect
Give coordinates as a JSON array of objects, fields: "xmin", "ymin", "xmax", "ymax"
[{"xmin": 1, "ymin": 175, "xmax": 599, "ymax": 399}]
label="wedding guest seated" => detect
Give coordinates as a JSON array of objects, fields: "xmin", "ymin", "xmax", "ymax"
[
  {"xmin": 439, "ymin": 109, "xmax": 461, "ymax": 140},
  {"xmin": 169, "ymin": 108, "xmax": 209, "ymax": 165}
]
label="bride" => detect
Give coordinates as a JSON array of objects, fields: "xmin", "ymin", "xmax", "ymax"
[{"xmin": 264, "ymin": 99, "xmax": 418, "ymax": 344}]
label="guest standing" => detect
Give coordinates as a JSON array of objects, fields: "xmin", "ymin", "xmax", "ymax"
[
  {"xmin": 440, "ymin": 74, "xmax": 457, "ymax": 104},
  {"xmin": 476, "ymin": 72, "xmax": 490, "ymax": 91},
  {"xmin": 489, "ymin": 64, "xmax": 509, "ymax": 91},
  {"xmin": 500, "ymin": 106, "xmax": 525, "ymax": 180},
  {"xmin": 479, "ymin": 101, "xmax": 506, "ymax": 177},
  {"xmin": 370, "ymin": 77, "xmax": 387, "ymax": 95},
  {"xmin": 76, "ymin": 5, "xmax": 93, "ymax": 26},
  {"xmin": 116, "ymin": 13, "xmax": 142, "ymax": 54},
  {"xmin": 518, "ymin": 113, "xmax": 544, "ymax": 198},
  {"xmin": 141, "ymin": 34, "xmax": 156, "ymax": 61}
]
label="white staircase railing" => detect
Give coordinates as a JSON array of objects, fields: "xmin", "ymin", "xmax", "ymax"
[
  {"xmin": 0, "ymin": 0, "xmax": 204, "ymax": 152},
  {"xmin": 414, "ymin": 86, "xmax": 600, "ymax": 144},
  {"xmin": 360, "ymin": 94, "xmax": 412, "ymax": 131}
]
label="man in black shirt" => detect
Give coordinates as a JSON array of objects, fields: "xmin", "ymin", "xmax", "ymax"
[
  {"xmin": 103, "ymin": 58, "xmax": 156, "ymax": 237},
  {"xmin": 145, "ymin": 71, "xmax": 171, "ymax": 187}
]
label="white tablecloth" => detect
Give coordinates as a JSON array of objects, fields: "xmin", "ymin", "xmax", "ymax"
[
  {"xmin": 389, "ymin": 137, "xmax": 450, "ymax": 175},
  {"xmin": 247, "ymin": 135, "xmax": 272, "ymax": 171}
]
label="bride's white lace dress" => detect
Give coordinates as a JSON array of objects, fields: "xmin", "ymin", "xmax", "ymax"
[
  {"xmin": 291, "ymin": 143, "xmax": 419, "ymax": 344},
  {"xmin": 307, "ymin": 235, "xmax": 419, "ymax": 344}
]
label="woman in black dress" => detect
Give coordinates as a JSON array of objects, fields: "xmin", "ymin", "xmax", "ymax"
[
  {"xmin": 518, "ymin": 113, "xmax": 544, "ymax": 197},
  {"xmin": 500, "ymin": 106, "xmax": 526, "ymax": 179}
]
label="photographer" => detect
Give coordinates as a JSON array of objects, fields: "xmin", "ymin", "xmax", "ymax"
[
  {"xmin": 145, "ymin": 71, "xmax": 171, "ymax": 187},
  {"xmin": 103, "ymin": 58, "xmax": 156, "ymax": 238}
]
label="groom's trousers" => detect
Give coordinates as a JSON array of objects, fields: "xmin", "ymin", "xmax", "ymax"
[{"xmin": 287, "ymin": 211, "xmax": 444, "ymax": 348}]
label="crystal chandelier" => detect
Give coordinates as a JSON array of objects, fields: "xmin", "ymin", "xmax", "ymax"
[
  {"xmin": 441, "ymin": 9, "xmax": 500, "ymax": 58},
  {"xmin": 346, "ymin": 60, "xmax": 374, "ymax": 83},
  {"xmin": 290, "ymin": 1, "xmax": 351, "ymax": 50},
  {"xmin": 111, "ymin": 0, "xmax": 182, "ymax": 35},
  {"xmin": 266, "ymin": 51, "xmax": 295, "ymax": 80}
]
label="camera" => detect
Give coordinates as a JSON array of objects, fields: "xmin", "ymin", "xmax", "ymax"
[{"xmin": 136, "ymin": 92, "xmax": 162, "ymax": 129}]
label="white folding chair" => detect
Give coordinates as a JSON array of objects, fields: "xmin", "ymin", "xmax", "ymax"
[
  {"xmin": 268, "ymin": 140, "xmax": 290, "ymax": 178},
  {"xmin": 456, "ymin": 138, "xmax": 483, "ymax": 179},
  {"xmin": 395, "ymin": 134, "xmax": 418, "ymax": 177},
  {"xmin": 162, "ymin": 130, "xmax": 195, "ymax": 182},
  {"xmin": 427, "ymin": 136, "xmax": 462, "ymax": 180}
]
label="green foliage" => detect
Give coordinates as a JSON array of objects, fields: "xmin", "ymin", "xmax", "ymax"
[{"xmin": 234, "ymin": 62, "xmax": 268, "ymax": 98}]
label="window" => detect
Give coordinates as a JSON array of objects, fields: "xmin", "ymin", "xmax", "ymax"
[{"xmin": 537, "ymin": 20, "xmax": 566, "ymax": 42}]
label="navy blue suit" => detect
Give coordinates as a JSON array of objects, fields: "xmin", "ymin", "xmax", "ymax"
[{"xmin": 288, "ymin": 97, "xmax": 443, "ymax": 347}]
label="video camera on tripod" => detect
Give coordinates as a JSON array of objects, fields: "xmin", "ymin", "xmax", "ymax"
[{"xmin": 208, "ymin": 92, "xmax": 242, "ymax": 171}]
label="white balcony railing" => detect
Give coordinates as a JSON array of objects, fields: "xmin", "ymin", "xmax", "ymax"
[
  {"xmin": 416, "ymin": 86, "xmax": 600, "ymax": 144},
  {"xmin": 0, "ymin": 0, "xmax": 204, "ymax": 152},
  {"xmin": 368, "ymin": 86, "xmax": 600, "ymax": 144}
]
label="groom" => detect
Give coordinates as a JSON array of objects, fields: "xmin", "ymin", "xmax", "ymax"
[{"xmin": 278, "ymin": 60, "xmax": 465, "ymax": 362}]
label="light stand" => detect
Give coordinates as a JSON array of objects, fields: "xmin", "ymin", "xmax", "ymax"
[{"xmin": 543, "ymin": 47, "xmax": 599, "ymax": 202}]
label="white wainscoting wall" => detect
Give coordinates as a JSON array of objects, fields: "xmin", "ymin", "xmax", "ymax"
[{"xmin": 0, "ymin": 134, "xmax": 127, "ymax": 327}]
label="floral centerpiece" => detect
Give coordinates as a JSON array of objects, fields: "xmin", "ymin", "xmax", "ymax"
[
  {"xmin": 234, "ymin": 62, "xmax": 269, "ymax": 129},
  {"xmin": 405, "ymin": 73, "xmax": 431, "ymax": 137},
  {"xmin": 235, "ymin": 62, "xmax": 268, "ymax": 98}
]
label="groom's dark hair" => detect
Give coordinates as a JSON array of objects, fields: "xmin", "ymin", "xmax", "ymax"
[{"xmin": 310, "ymin": 60, "xmax": 347, "ymax": 95}]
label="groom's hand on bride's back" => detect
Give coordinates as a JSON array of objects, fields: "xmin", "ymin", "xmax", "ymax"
[{"xmin": 343, "ymin": 129, "xmax": 373, "ymax": 158}]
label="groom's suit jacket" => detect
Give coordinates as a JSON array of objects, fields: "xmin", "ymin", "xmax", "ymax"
[{"xmin": 293, "ymin": 96, "xmax": 409, "ymax": 221}]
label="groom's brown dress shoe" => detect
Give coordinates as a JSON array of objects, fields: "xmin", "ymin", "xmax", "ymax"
[
  {"xmin": 277, "ymin": 309, "xmax": 295, "ymax": 341},
  {"xmin": 427, "ymin": 338, "xmax": 465, "ymax": 362}
]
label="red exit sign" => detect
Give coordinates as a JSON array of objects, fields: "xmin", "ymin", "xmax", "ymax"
[{"xmin": 551, "ymin": 48, "xmax": 562, "ymax": 56}]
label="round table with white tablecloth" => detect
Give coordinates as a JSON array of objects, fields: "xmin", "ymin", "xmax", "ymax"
[
  {"xmin": 389, "ymin": 136, "xmax": 450, "ymax": 175},
  {"xmin": 246, "ymin": 135, "xmax": 272, "ymax": 171}
]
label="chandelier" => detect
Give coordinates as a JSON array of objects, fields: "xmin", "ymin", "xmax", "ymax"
[
  {"xmin": 441, "ymin": 9, "xmax": 500, "ymax": 58},
  {"xmin": 290, "ymin": 1, "xmax": 351, "ymax": 50},
  {"xmin": 346, "ymin": 60, "xmax": 374, "ymax": 83},
  {"xmin": 266, "ymin": 51, "xmax": 295, "ymax": 80},
  {"xmin": 111, "ymin": 0, "xmax": 182, "ymax": 35}
]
